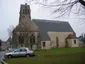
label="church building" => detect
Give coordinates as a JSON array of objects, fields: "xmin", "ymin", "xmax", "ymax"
[{"xmin": 12, "ymin": 3, "xmax": 79, "ymax": 50}]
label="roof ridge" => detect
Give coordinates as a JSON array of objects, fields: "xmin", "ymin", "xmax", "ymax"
[{"xmin": 32, "ymin": 19, "xmax": 68, "ymax": 23}]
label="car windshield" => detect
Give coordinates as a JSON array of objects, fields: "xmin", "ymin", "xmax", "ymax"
[{"xmin": 14, "ymin": 48, "xmax": 20, "ymax": 52}]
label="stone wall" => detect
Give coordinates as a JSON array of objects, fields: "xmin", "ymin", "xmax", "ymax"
[{"xmin": 48, "ymin": 32, "xmax": 73, "ymax": 48}]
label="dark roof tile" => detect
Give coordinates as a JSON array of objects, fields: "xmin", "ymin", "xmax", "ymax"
[{"xmin": 32, "ymin": 19, "xmax": 74, "ymax": 32}]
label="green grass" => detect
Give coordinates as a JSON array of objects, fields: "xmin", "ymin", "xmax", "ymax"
[{"xmin": 4, "ymin": 47, "xmax": 85, "ymax": 64}]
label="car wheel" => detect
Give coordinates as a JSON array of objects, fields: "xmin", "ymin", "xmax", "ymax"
[
  {"xmin": 8, "ymin": 55, "xmax": 12, "ymax": 58},
  {"xmin": 26, "ymin": 54, "xmax": 30, "ymax": 57}
]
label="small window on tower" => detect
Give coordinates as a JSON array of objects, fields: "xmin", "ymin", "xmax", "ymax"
[
  {"xmin": 22, "ymin": 6, "xmax": 29, "ymax": 14},
  {"xmin": 25, "ymin": 6, "xmax": 27, "ymax": 9},
  {"xmin": 23, "ymin": 9, "xmax": 29, "ymax": 14},
  {"xmin": 25, "ymin": 9, "xmax": 28, "ymax": 14},
  {"xmin": 23, "ymin": 9, "xmax": 25, "ymax": 14}
]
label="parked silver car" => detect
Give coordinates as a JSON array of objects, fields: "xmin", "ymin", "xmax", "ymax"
[{"xmin": 4, "ymin": 47, "xmax": 35, "ymax": 58}]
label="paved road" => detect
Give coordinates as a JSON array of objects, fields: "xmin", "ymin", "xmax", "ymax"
[
  {"xmin": 0, "ymin": 51, "xmax": 5, "ymax": 64},
  {"xmin": 0, "ymin": 51, "xmax": 5, "ymax": 59}
]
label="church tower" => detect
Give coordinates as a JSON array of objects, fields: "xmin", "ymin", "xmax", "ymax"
[
  {"xmin": 12, "ymin": 3, "xmax": 39, "ymax": 49},
  {"xmin": 19, "ymin": 3, "xmax": 31, "ymax": 22}
]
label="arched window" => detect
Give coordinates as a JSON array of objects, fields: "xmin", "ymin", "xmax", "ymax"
[
  {"xmin": 30, "ymin": 34, "xmax": 35, "ymax": 44},
  {"xmin": 19, "ymin": 35, "xmax": 24, "ymax": 45}
]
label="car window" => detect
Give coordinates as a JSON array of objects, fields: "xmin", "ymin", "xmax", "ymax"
[
  {"xmin": 14, "ymin": 48, "xmax": 20, "ymax": 52},
  {"xmin": 20, "ymin": 48, "xmax": 27, "ymax": 52}
]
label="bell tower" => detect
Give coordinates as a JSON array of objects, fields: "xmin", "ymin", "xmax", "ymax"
[
  {"xmin": 12, "ymin": 2, "xmax": 39, "ymax": 49},
  {"xmin": 19, "ymin": 3, "xmax": 31, "ymax": 23}
]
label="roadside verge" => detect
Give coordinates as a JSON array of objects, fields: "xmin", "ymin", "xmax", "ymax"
[{"xmin": 1, "ymin": 59, "xmax": 8, "ymax": 64}]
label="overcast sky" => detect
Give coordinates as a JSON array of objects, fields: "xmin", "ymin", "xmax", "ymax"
[{"xmin": 0, "ymin": 0, "xmax": 85, "ymax": 41}]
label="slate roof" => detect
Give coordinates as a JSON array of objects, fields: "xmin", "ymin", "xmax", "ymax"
[
  {"xmin": 32, "ymin": 19, "xmax": 74, "ymax": 32},
  {"xmin": 39, "ymin": 31, "xmax": 50, "ymax": 41},
  {"xmin": 32, "ymin": 19, "xmax": 74, "ymax": 41}
]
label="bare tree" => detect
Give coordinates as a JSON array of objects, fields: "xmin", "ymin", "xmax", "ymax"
[
  {"xmin": 7, "ymin": 25, "xmax": 14, "ymax": 38},
  {"xmin": 28, "ymin": 0, "xmax": 85, "ymax": 17}
]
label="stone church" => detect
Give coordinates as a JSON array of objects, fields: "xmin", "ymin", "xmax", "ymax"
[{"xmin": 12, "ymin": 3, "xmax": 79, "ymax": 50}]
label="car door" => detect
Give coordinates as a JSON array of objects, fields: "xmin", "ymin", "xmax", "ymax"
[
  {"xmin": 19, "ymin": 48, "xmax": 27, "ymax": 56},
  {"xmin": 12, "ymin": 48, "xmax": 20, "ymax": 57}
]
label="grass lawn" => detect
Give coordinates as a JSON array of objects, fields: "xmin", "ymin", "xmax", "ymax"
[{"xmin": 4, "ymin": 47, "xmax": 85, "ymax": 64}]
